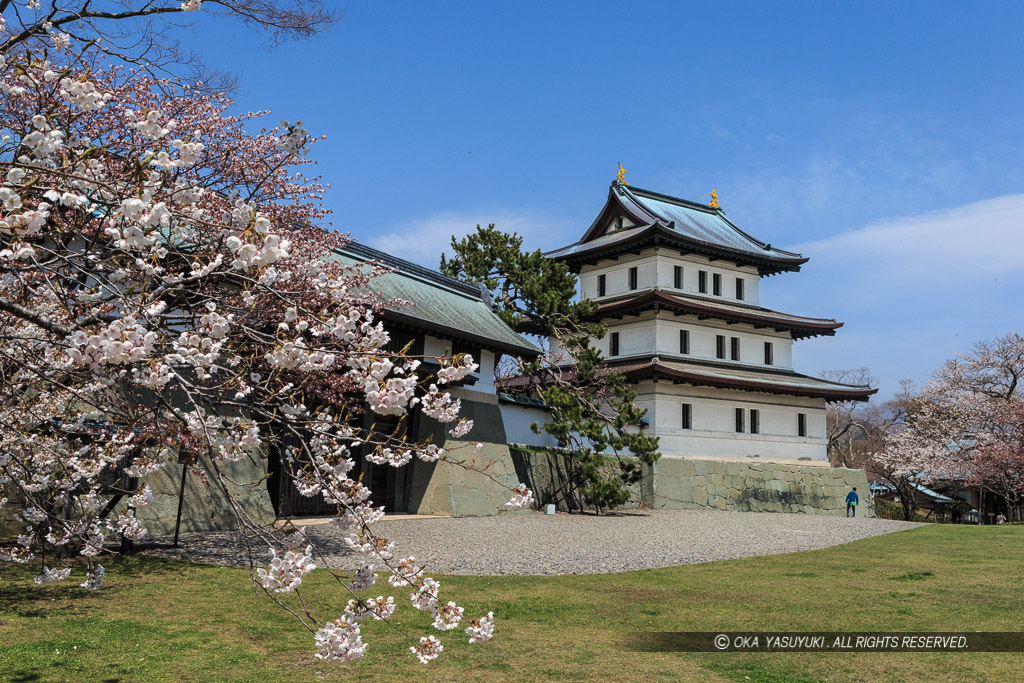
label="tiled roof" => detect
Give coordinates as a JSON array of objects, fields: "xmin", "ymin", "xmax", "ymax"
[
  {"xmin": 330, "ymin": 242, "xmax": 540, "ymax": 357},
  {"xmin": 870, "ymin": 482, "xmax": 954, "ymax": 503},
  {"xmin": 545, "ymin": 183, "xmax": 808, "ymax": 275},
  {"xmin": 607, "ymin": 355, "xmax": 877, "ymax": 401},
  {"xmin": 595, "ymin": 289, "xmax": 843, "ymax": 339}
]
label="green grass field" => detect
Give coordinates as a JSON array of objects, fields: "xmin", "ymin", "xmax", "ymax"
[{"xmin": 1, "ymin": 524, "xmax": 1022, "ymax": 682}]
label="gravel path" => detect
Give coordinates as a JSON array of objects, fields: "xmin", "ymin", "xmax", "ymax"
[{"xmin": 140, "ymin": 510, "xmax": 923, "ymax": 576}]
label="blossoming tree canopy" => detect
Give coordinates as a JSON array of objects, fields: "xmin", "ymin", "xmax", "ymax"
[
  {"xmin": 0, "ymin": 47, "xmax": 530, "ymax": 662},
  {"xmin": 877, "ymin": 333, "xmax": 1024, "ymax": 521}
]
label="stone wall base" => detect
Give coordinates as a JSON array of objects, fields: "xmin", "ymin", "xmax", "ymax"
[
  {"xmin": 507, "ymin": 448, "xmax": 874, "ymax": 517},
  {"xmin": 508, "ymin": 446, "xmax": 643, "ymax": 512},
  {"xmin": 407, "ymin": 397, "xmax": 529, "ymax": 517},
  {"xmin": 122, "ymin": 419, "xmax": 873, "ymax": 533},
  {"xmin": 133, "ymin": 452, "xmax": 276, "ymax": 536},
  {"xmin": 643, "ymin": 457, "xmax": 875, "ymax": 517}
]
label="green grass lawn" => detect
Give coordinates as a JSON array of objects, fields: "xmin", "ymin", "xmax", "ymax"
[{"xmin": 1, "ymin": 523, "xmax": 1022, "ymax": 682}]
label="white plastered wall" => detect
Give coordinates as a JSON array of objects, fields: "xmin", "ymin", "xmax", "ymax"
[
  {"xmin": 423, "ymin": 334, "xmax": 496, "ymax": 395},
  {"xmin": 633, "ymin": 381, "xmax": 828, "ymax": 462},
  {"xmin": 596, "ymin": 312, "xmax": 794, "ymax": 370},
  {"xmin": 500, "ymin": 403, "xmax": 559, "ymax": 448},
  {"xmin": 579, "ymin": 249, "xmax": 761, "ymax": 306}
]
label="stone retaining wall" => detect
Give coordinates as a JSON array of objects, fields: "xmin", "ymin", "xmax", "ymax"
[
  {"xmin": 508, "ymin": 445, "xmax": 642, "ymax": 512},
  {"xmin": 2, "ymin": 421, "xmax": 871, "ymax": 543},
  {"xmin": 642, "ymin": 457, "xmax": 874, "ymax": 517},
  {"xmin": 132, "ymin": 452, "xmax": 276, "ymax": 536},
  {"xmin": 508, "ymin": 447, "xmax": 874, "ymax": 517},
  {"xmin": 408, "ymin": 396, "xmax": 530, "ymax": 518}
]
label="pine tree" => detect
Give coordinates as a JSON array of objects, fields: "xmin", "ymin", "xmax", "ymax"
[{"xmin": 442, "ymin": 225, "xmax": 660, "ymax": 513}]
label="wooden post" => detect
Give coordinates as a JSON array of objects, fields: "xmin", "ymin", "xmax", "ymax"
[{"xmin": 173, "ymin": 462, "xmax": 188, "ymax": 546}]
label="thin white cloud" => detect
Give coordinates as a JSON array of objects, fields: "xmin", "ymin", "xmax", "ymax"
[
  {"xmin": 362, "ymin": 210, "xmax": 577, "ymax": 268},
  {"xmin": 793, "ymin": 194, "xmax": 1024, "ymax": 281}
]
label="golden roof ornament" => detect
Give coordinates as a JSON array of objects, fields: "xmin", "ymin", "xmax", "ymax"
[
  {"xmin": 617, "ymin": 163, "xmax": 629, "ymax": 186},
  {"xmin": 708, "ymin": 188, "xmax": 720, "ymax": 209}
]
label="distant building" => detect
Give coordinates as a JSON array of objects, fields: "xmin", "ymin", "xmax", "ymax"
[
  {"xmin": 870, "ymin": 481, "xmax": 954, "ymax": 520},
  {"xmin": 542, "ymin": 181, "xmax": 876, "ymax": 463}
]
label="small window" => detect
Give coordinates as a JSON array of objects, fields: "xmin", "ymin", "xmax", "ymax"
[
  {"xmin": 716, "ymin": 335, "xmax": 726, "ymax": 359},
  {"xmin": 750, "ymin": 409, "xmax": 760, "ymax": 434},
  {"xmin": 609, "ymin": 332, "xmax": 620, "ymax": 357},
  {"xmin": 764, "ymin": 342, "xmax": 773, "ymax": 365},
  {"xmin": 673, "ymin": 265, "xmax": 683, "ymax": 289},
  {"xmin": 681, "ymin": 403, "xmax": 692, "ymax": 430},
  {"xmin": 713, "ymin": 273, "xmax": 722, "ymax": 296},
  {"xmin": 735, "ymin": 407, "xmax": 745, "ymax": 433},
  {"xmin": 698, "ymin": 270, "xmax": 708, "ymax": 294},
  {"xmin": 731, "ymin": 337, "xmax": 740, "ymax": 361},
  {"xmin": 798, "ymin": 413, "xmax": 807, "ymax": 437},
  {"xmin": 628, "ymin": 267, "xmax": 638, "ymax": 291},
  {"xmin": 680, "ymin": 329, "xmax": 690, "ymax": 355},
  {"xmin": 597, "ymin": 274, "xmax": 606, "ymax": 297},
  {"xmin": 736, "ymin": 277, "xmax": 744, "ymax": 300}
]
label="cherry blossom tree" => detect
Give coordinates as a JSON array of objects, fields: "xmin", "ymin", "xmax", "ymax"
[
  {"xmin": 938, "ymin": 334, "xmax": 1024, "ymax": 520},
  {"xmin": 933, "ymin": 332, "xmax": 1024, "ymax": 402},
  {"xmin": 0, "ymin": 28, "xmax": 526, "ymax": 666},
  {"xmin": 876, "ymin": 333, "xmax": 1024, "ymax": 522},
  {"xmin": 965, "ymin": 401, "xmax": 1024, "ymax": 520}
]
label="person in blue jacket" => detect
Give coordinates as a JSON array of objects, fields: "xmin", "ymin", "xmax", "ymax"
[{"xmin": 846, "ymin": 488, "xmax": 859, "ymax": 517}]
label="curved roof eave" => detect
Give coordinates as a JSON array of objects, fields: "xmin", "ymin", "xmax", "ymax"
[
  {"xmin": 623, "ymin": 184, "xmax": 805, "ymax": 258},
  {"xmin": 547, "ymin": 224, "xmax": 809, "ymax": 275},
  {"xmin": 614, "ymin": 358, "xmax": 877, "ymax": 402},
  {"xmin": 497, "ymin": 358, "xmax": 878, "ymax": 402},
  {"xmin": 594, "ymin": 289, "xmax": 843, "ymax": 339}
]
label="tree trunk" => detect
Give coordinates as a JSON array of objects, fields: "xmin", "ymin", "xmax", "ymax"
[
  {"xmin": 897, "ymin": 482, "xmax": 917, "ymax": 521},
  {"xmin": 900, "ymin": 496, "xmax": 914, "ymax": 521}
]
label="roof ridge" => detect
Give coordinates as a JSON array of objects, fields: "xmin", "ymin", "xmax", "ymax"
[
  {"xmin": 619, "ymin": 183, "xmax": 804, "ymax": 259},
  {"xmin": 622, "ymin": 184, "xmax": 719, "ymax": 214}
]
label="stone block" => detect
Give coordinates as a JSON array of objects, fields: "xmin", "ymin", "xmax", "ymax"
[
  {"xmin": 134, "ymin": 451, "xmax": 276, "ymax": 536},
  {"xmin": 635, "ymin": 458, "xmax": 873, "ymax": 518}
]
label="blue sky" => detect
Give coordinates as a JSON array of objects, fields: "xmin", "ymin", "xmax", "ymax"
[{"xmin": 175, "ymin": 1, "xmax": 1024, "ymax": 400}]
